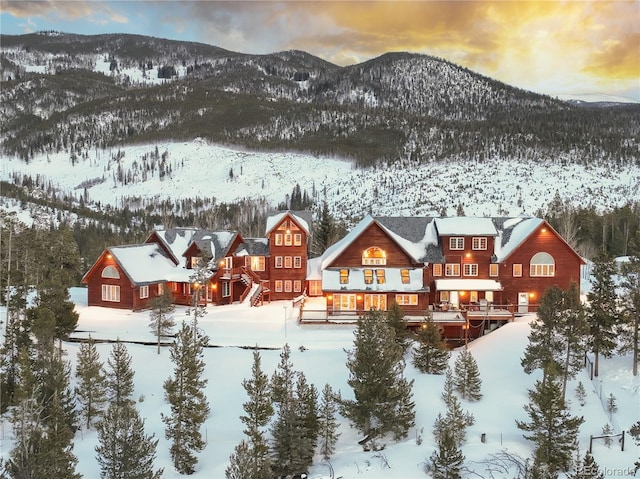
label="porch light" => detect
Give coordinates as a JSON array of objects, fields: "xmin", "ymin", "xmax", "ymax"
[
  {"xmin": 465, "ymin": 253, "xmax": 471, "ymax": 258},
  {"xmin": 357, "ymin": 295, "xmax": 362, "ymax": 300},
  {"xmin": 459, "ymin": 291, "xmax": 466, "ymax": 297},
  {"xmin": 529, "ymin": 292, "xmax": 535, "ymax": 299},
  {"xmin": 327, "ymin": 295, "xmax": 333, "ymax": 300},
  {"xmin": 211, "ymin": 284, "xmax": 217, "ymax": 290},
  {"xmin": 541, "ymin": 228, "xmax": 547, "ymax": 233},
  {"xmin": 106, "ymin": 254, "xmax": 112, "ymax": 259}
]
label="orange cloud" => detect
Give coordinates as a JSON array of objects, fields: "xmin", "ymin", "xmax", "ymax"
[{"xmin": 2, "ymin": 0, "xmax": 128, "ymax": 25}]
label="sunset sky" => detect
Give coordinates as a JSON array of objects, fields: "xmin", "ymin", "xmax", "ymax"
[{"xmin": 1, "ymin": 0, "xmax": 639, "ymax": 101}]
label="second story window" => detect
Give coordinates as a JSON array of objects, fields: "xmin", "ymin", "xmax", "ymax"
[
  {"xmin": 284, "ymin": 233, "xmax": 292, "ymax": 246},
  {"xmin": 294, "ymin": 234, "xmax": 302, "ymax": 246},
  {"xmin": 472, "ymin": 237, "xmax": 487, "ymax": 250},
  {"xmin": 464, "ymin": 264, "xmax": 478, "ymax": 276},
  {"xmin": 433, "ymin": 264, "xmax": 443, "ymax": 276},
  {"xmin": 513, "ymin": 264, "xmax": 522, "ymax": 277},
  {"xmin": 376, "ymin": 269, "xmax": 386, "ymax": 284},
  {"xmin": 284, "ymin": 256, "xmax": 292, "ymax": 268},
  {"xmin": 275, "ymin": 234, "xmax": 283, "ymax": 246},
  {"xmin": 401, "ymin": 269, "xmax": 410, "ymax": 284},
  {"xmin": 275, "ymin": 256, "xmax": 283, "ymax": 268},
  {"xmin": 340, "ymin": 269, "xmax": 349, "ymax": 284},
  {"xmin": 364, "ymin": 269, "xmax": 374, "ymax": 284},
  {"xmin": 224, "ymin": 257, "xmax": 233, "ymax": 270},
  {"xmin": 362, "ymin": 246, "xmax": 386, "ymax": 265},
  {"xmin": 445, "ymin": 263, "xmax": 460, "ymax": 276},
  {"xmin": 489, "ymin": 263, "xmax": 499, "ymax": 277},
  {"xmin": 450, "ymin": 237, "xmax": 464, "ymax": 250}
]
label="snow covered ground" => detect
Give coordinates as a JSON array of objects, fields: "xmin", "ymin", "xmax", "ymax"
[
  {"xmin": 1, "ymin": 141, "xmax": 639, "ymax": 226},
  {"xmin": 0, "ymin": 288, "xmax": 637, "ymax": 478}
]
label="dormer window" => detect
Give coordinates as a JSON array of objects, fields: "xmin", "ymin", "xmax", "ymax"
[
  {"xmin": 362, "ymin": 247, "xmax": 387, "ymax": 265},
  {"xmin": 340, "ymin": 269, "xmax": 349, "ymax": 284}
]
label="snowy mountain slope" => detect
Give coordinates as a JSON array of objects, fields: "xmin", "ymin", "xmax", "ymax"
[{"xmin": 1, "ymin": 140, "xmax": 638, "ymax": 226}]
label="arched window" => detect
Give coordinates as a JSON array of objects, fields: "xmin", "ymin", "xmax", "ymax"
[
  {"xmin": 362, "ymin": 247, "xmax": 387, "ymax": 266},
  {"xmin": 101, "ymin": 265, "xmax": 120, "ymax": 279},
  {"xmin": 530, "ymin": 252, "xmax": 555, "ymax": 277}
]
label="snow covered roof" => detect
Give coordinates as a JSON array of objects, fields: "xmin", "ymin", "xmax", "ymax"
[
  {"xmin": 495, "ymin": 217, "xmax": 544, "ymax": 261},
  {"xmin": 109, "ymin": 244, "xmax": 182, "ymax": 286},
  {"xmin": 434, "ymin": 217, "xmax": 498, "ymax": 236},
  {"xmin": 322, "ymin": 268, "xmax": 426, "ymax": 292},
  {"xmin": 265, "ymin": 210, "xmax": 311, "ymax": 235},
  {"xmin": 191, "ymin": 230, "xmax": 239, "ymax": 262},
  {"xmin": 236, "ymin": 238, "xmax": 270, "ymax": 257},
  {"xmin": 434, "ymin": 279, "xmax": 503, "ymax": 291},
  {"xmin": 149, "ymin": 227, "xmax": 200, "ymax": 267}
]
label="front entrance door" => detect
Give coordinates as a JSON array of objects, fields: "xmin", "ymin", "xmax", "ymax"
[
  {"xmin": 518, "ymin": 292, "xmax": 529, "ymax": 313},
  {"xmin": 450, "ymin": 291, "xmax": 459, "ymax": 309}
]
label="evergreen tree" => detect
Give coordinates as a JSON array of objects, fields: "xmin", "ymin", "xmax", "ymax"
[
  {"xmin": 292, "ymin": 373, "xmax": 319, "ymax": 471},
  {"xmin": 5, "ymin": 393, "xmax": 45, "ymax": 479},
  {"xmin": 75, "ymin": 337, "xmax": 108, "ymax": 429},
  {"xmin": 453, "ymin": 349, "xmax": 482, "ymax": 401},
  {"xmin": 310, "ymin": 200, "xmax": 339, "ymax": 256},
  {"xmin": 225, "ymin": 440, "xmax": 254, "ymax": 479},
  {"xmin": 434, "ymin": 369, "xmax": 474, "ymax": 447},
  {"xmin": 148, "ymin": 285, "xmax": 175, "ymax": 354},
  {"xmin": 162, "ymin": 321, "xmax": 210, "ymax": 475},
  {"xmin": 105, "ymin": 340, "xmax": 135, "ymax": 409},
  {"xmin": 95, "ymin": 402, "xmax": 163, "ymax": 479},
  {"xmin": 385, "ymin": 301, "xmax": 412, "ymax": 353},
  {"xmin": 341, "ymin": 310, "xmax": 415, "ymax": 442},
  {"xmin": 234, "ymin": 349, "xmax": 273, "ymax": 479},
  {"xmin": 586, "ymin": 256, "xmax": 620, "ymax": 377},
  {"xmin": 619, "ymin": 256, "xmax": 640, "ymax": 376},
  {"xmin": 629, "ymin": 421, "xmax": 640, "ymax": 474},
  {"xmin": 318, "ymin": 383, "xmax": 340, "ymax": 461},
  {"xmin": 428, "ymin": 427, "xmax": 464, "ymax": 479},
  {"xmin": 569, "ymin": 449, "xmax": 604, "ymax": 479},
  {"xmin": 575, "ymin": 381, "xmax": 586, "ymax": 406},
  {"xmin": 412, "ymin": 316, "xmax": 450, "ymax": 374},
  {"xmin": 558, "ymin": 283, "xmax": 589, "ymax": 401},
  {"xmin": 516, "ymin": 372, "xmax": 584, "ymax": 475}
]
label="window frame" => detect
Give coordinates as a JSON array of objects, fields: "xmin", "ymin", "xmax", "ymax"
[
  {"xmin": 275, "ymin": 234, "xmax": 283, "ymax": 246},
  {"xmin": 472, "ymin": 237, "xmax": 487, "ymax": 250},
  {"xmin": 489, "ymin": 263, "xmax": 499, "ymax": 277},
  {"xmin": 395, "ymin": 294, "xmax": 418, "ymax": 305},
  {"xmin": 139, "ymin": 285, "xmax": 149, "ymax": 299},
  {"xmin": 294, "ymin": 234, "xmax": 302, "ymax": 246},
  {"xmin": 445, "ymin": 263, "xmax": 460, "ymax": 276},
  {"xmin": 339, "ymin": 269, "xmax": 349, "ymax": 284},
  {"xmin": 401, "ymin": 269, "xmax": 410, "ymax": 284},
  {"xmin": 284, "ymin": 256, "xmax": 292, "ymax": 269},
  {"xmin": 449, "ymin": 237, "xmax": 464, "ymax": 250},
  {"xmin": 101, "ymin": 284, "xmax": 120, "ymax": 302},
  {"xmin": 275, "ymin": 256, "xmax": 283, "ymax": 268},
  {"xmin": 294, "ymin": 256, "xmax": 302, "ymax": 269},
  {"xmin": 433, "ymin": 264, "xmax": 443, "ymax": 276},
  {"xmin": 222, "ymin": 281, "xmax": 231, "ymax": 297},
  {"xmin": 513, "ymin": 264, "xmax": 523, "ymax": 277},
  {"xmin": 463, "ymin": 263, "xmax": 478, "ymax": 277}
]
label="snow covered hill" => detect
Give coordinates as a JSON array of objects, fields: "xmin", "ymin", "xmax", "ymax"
[{"xmin": 1, "ymin": 140, "xmax": 638, "ymax": 226}]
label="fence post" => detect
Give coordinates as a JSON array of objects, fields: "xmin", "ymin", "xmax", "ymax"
[
  {"xmin": 589, "ymin": 435, "xmax": 593, "ymax": 453},
  {"xmin": 621, "ymin": 430, "xmax": 625, "ymax": 451}
]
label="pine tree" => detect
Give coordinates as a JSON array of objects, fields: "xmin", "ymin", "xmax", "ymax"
[
  {"xmin": 225, "ymin": 440, "xmax": 254, "ymax": 479},
  {"xmin": 412, "ymin": 316, "xmax": 450, "ymax": 374},
  {"xmin": 162, "ymin": 321, "xmax": 210, "ymax": 475},
  {"xmin": 234, "ymin": 349, "xmax": 273, "ymax": 479},
  {"xmin": 341, "ymin": 310, "xmax": 415, "ymax": 442},
  {"xmin": 75, "ymin": 337, "xmax": 108, "ymax": 429},
  {"xmin": 428, "ymin": 426, "xmax": 464, "ymax": 479},
  {"xmin": 5, "ymin": 392, "xmax": 46, "ymax": 479},
  {"xmin": 270, "ymin": 343, "xmax": 301, "ymax": 477},
  {"xmin": 385, "ymin": 301, "xmax": 412, "ymax": 353},
  {"xmin": 569, "ymin": 448, "xmax": 604, "ymax": 479},
  {"xmin": 586, "ymin": 256, "xmax": 620, "ymax": 377},
  {"xmin": 148, "ymin": 285, "xmax": 175, "ymax": 354},
  {"xmin": 105, "ymin": 340, "xmax": 135, "ymax": 409},
  {"xmin": 516, "ymin": 372, "xmax": 584, "ymax": 474},
  {"xmin": 619, "ymin": 256, "xmax": 640, "ymax": 376},
  {"xmin": 318, "ymin": 383, "xmax": 340, "ymax": 461},
  {"xmin": 292, "ymin": 373, "xmax": 319, "ymax": 471},
  {"xmin": 311, "ymin": 200, "xmax": 338, "ymax": 256},
  {"xmin": 558, "ymin": 283, "xmax": 589, "ymax": 401},
  {"xmin": 95, "ymin": 402, "xmax": 163, "ymax": 479},
  {"xmin": 434, "ymin": 368, "xmax": 474, "ymax": 447},
  {"xmin": 575, "ymin": 381, "xmax": 586, "ymax": 406},
  {"xmin": 453, "ymin": 349, "xmax": 482, "ymax": 401}
]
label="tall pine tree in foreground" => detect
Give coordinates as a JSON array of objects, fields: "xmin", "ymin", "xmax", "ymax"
[
  {"xmin": 516, "ymin": 371, "xmax": 583, "ymax": 475},
  {"xmin": 95, "ymin": 402, "xmax": 163, "ymax": 479},
  {"xmin": 75, "ymin": 337, "xmax": 108, "ymax": 429},
  {"xmin": 586, "ymin": 256, "xmax": 619, "ymax": 377},
  {"xmin": 385, "ymin": 301, "xmax": 412, "ymax": 353},
  {"xmin": 226, "ymin": 349, "xmax": 273, "ymax": 479},
  {"xmin": 163, "ymin": 321, "xmax": 210, "ymax": 475},
  {"xmin": 105, "ymin": 340, "xmax": 135, "ymax": 409},
  {"xmin": 341, "ymin": 310, "xmax": 415, "ymax": 442},
  {"xmin": 434, "ymin": 368, "xmax": 474, "ymax": 447},
  {"xmin": 453, "ymin": 349, "xmax": 482, "ymax": 401},
  {"xmin": 413, "ymin": 316, "xmax": 450, "ymax": 374},
  {"xmin": 318, "ymin": 383, "xmax": 341, "ymax": 461},
  {"xmin": 148, "ymin": 285, "xmax": 175, "ymax": 354},
  {"xmin": 427, "ymin": 426, "xmax": 464, "ymax": 479}
]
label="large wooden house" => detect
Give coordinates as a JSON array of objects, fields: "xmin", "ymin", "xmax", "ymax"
[
  {"xmin": 81, "ymin": 211, "xmax": 311, "ymax": 310},
  {"xmin": 83, "ymin": 212, "xmax": 584, "ymax": 344},
  {"xmin": 302, "ymin": 215, "xmax": 585, "ymax": 343}
]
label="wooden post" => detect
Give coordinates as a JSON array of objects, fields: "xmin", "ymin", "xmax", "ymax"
[
  {"xmin": 621, "ymin": 430, "xmax": 625, "ymax": 451},
  {"xmin": 589, "ymin": 435, "xmax": 593, "ymax": 453}
]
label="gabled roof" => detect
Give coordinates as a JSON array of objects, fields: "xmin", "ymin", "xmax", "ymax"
[
  {"xmin": 235, "ymin": 238, "xmax": 270, "ymax": 257},
  {"xmin": 494, "ymin": 217, "xmax": 543, "ymax": 261},
  {"xmin": 265, "ymin": 210, "xmax": 312, "ymax": 235},
  {"xmin": 147, "ymin": 227, "xmax": 200, "ymax": 267},
  {"xmin": 189, "ymin": 230, "xmax": 241, "ymax": 263},
  {"xmin": 109, "ymin": 244, "xmax": 189, "ymax": 286}
]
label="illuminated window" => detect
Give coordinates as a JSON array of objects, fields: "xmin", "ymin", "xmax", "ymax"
[
  {"xmin": 463, "ymin": 264, "xmax": 478, "ymax": 276},
  {"xmin": 294, "ymin": 280, "xmax": 302, "ymax": 292},
  {"xmin": 222, "ymin": 282, "xmax": 231, "ymax": 297},
  {"xmin": 472, "ymin": 237, "xmax": 487, "ymax": 250},
  {"xmin": 224, "ymin": 257, "xmax": 233, "ymax": 269},
  {"xmin": 101, "ymin": 265, "xmax": 120, "ymax": 279},
  {"xmin": 401, "ymin": 269, "xmax": 410, "ymax": 284},
  {"xmin": 250, "ymin": 256, "xmax": 265, "ymax": 271},
  {"xmin": 450, "ymin": 237, "xmax": 464, "ymax": 250},
  {"xmin": 376, "ymin": 269, "xmax": 386, "ymax": 284},
  {"xmin": 275, "ymin": 234, "xmax": 283, "ymax": 246},
  {"xmin": 339, "ymin": 269, "xmax": 349, "ymax": 284},
  {"xmin": 275, "ymin": 256, "xmax": 283, "ymax": 268},
  {"xmin": 190, "ymin": 257, "xmax": 200, "ymax": 268},
  {"xmin": 364, "ymin": 269, "xmax": 374, "ymax": 284},
  {"xmin": 513, "ymin": 264, "xmax": 522, "ymax": 277},
  {"xmin": 489, "ymin": 264, "xmax": 499, "ymax": 277},
  {"xmin": 530, "ymin": 252, "xmax": 555, "ymax": 277},
  {"xmin": 101, "ymin": 285, "xmax": 120, "ymax": 302},
  {"xmin": 395, "ymin": 294, "xmax": 418, "ymax": 305},
  {"xmin": 433, "ymin": 264, "xmax": 443, "ymax": 276},
  {"xmin": 284, "ymin": 256, "xmax": 292, "ymax": 268},
  {"xmin": 140, "ymin": 285, "xmax": 149, "ymax": 299},
  {"xmin": 275, "ymin": 280, "xmax": 283, "ymax": 292},
  {"xmin": 333, "ymin": 294, "xmax": 356, "ymax": 311},
  {"xmin": 365, "ymin": 294, "xmax": 387, "ymax": 311},
  {"xmin": 445, "ymin": 263, "xmax": 460, "ymax": 276},
  {"xmin": 284, "ymin": 234, "xmax": 292, "ymax": 246},
  {"xmin": 362, "ymin": 247, "xmax": 387, "ymax": 265},
  {"xmin": 284, "ymin": 280, "xmax": 292, "ymax": 292},
  {"xmin": 294, "ymin": 234, "xmax": 302, "ymax": 246}
]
